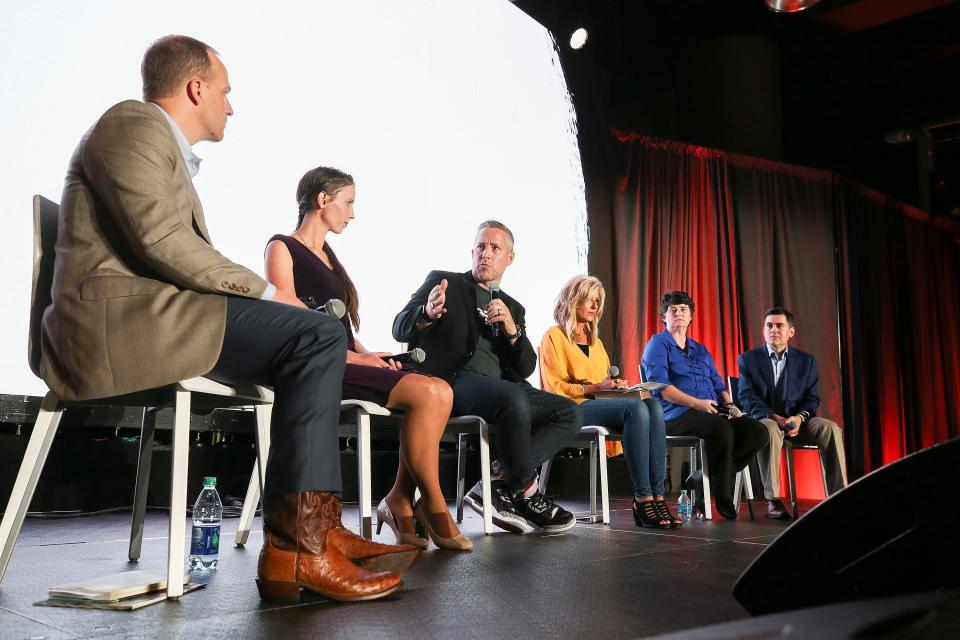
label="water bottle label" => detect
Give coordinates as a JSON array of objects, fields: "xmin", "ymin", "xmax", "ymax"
[{"xmin": 190, "ymin": 525, "xmax": 220, "ymax": 556}]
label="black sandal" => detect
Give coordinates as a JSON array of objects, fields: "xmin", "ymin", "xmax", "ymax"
[
  {"xmin": 655, "ymin": 499, "xmax": 682, "ymax": 528},
  {"xmin": 632, "ymin": 499, "xmax": 671, "ymax": 528}
]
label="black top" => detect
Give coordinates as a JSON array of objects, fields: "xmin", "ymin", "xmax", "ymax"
[
  {"xmin": 392, "ymin": 270, "xmax": 536, "ymax": 382},
  {"xmin": 462, "ymin": 283, "xmax": 503, "ymax": 377},
  {"xmin": 270, "ymin": 234, "xmax": 410, "ymax": 405},
  {"xmin": 269, "ymin": 234, "xmax": 356, "ymax": 351}
]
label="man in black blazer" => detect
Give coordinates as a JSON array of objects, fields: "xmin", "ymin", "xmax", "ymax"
[
  {"xmin": 737, "ymin": 307, "xmax": 848, "ymax": 519},
  {"xmin": 393, "ymin": 221, "xmax": 581, "ymax": 533}
]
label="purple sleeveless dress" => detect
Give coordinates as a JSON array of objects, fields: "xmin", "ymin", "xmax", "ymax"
[{"xmin": 270, "ymin": 234, "xmax": 408, "ymax": 404}]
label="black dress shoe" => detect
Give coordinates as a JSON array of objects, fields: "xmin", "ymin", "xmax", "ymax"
[
  {"xmin": 766, "ymin": 499, "xmax": 792, "ymax": 520},
  {"xmin": 714, "ymin": 499, "xmax": 738, "ymax": 520}
]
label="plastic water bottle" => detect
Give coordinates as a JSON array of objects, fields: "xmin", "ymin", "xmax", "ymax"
[
  {"xmin": 677, "ymin": 489, "xmax": 693, "ymax": 523},
  {"xmin": 188, "ymin": 477, "xmax": 222, "ymax": 570}
]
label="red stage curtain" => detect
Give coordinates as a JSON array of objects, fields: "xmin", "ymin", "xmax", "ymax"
[
  {"xmin": 838, "ymin": 184, "xmax": 960, "ymax": 475},
  {"xmin": 612, "ymin": 133, "xmax": 960, "ymax": 481}
]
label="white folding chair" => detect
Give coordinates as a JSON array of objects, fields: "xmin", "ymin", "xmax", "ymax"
[
  {"xmin": 450, "ymin": 416, "xmax": 494, "ymax": 535},
  {"xmin": 539, "ymin": 425, "xmax": 613, "ymax": 524},
  {"xmin": 0, "ymin": 196, "xmax": 275, "ymax": 599}
]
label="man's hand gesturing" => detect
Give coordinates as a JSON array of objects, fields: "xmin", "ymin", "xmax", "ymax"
[{"xmin": 424, "ymin": 279, "xmax": 448, "ymax": 321}]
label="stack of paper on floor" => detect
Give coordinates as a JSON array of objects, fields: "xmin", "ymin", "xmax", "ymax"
[{"xmin": 35, "ymin": 570, "xmax": 203, "ymax": 610}]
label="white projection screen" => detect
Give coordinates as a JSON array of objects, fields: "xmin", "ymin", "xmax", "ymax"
[{"xmin": 0, "ymin": 0, "xmax": 587, "ymax": 397}]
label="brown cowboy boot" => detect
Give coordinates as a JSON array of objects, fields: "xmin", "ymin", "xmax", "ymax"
[
  {"xmin": 257, "ymin": 492, "xmax": 402, "ymax": 602},
  {"xmin": 325, "ymin": 499, "xmax": 420, "ymax": 575}
]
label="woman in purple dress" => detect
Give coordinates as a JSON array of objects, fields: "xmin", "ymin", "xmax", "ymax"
[{"xmin": 265, "ymin": 167, "xmax": 470, "ymax": 551}]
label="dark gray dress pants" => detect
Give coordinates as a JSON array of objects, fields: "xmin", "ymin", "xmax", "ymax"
[{"xmin": 206, "ymin": 297, "xmax": 346, "ymax": 498}]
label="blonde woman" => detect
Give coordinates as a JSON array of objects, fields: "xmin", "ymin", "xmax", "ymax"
[{"xmin": 539, "ymin": 276, "xmax": 678, "ymax": 528}]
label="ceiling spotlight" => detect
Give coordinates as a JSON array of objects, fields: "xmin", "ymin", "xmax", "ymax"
[
  {"xmin": 883, "ymin": 129, "xmax": 914, "ymax": 145},
  {"xmin": 570, "ymin": 28, "xmax": 588, "ymax": 50},
  {"xmin": 764, "ymin": 0, "xmax": 822, "ymax": 12}
]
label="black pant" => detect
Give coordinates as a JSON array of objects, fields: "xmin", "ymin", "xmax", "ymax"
[
  {"xmin": 451, "ymin": 372, "xmax": 582, "ymax": 492},
  {"xmin": 666, "ymin": 409, "xmax": 768, "ymax": 504},
  {"xmin": 206, "ymin": 297, "xmax": 346, "ymax": 498}
]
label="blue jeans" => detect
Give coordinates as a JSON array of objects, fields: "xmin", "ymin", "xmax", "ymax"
[{"xmin": 580, "ymin": 397, "xmax": 666, "ymax": 498}]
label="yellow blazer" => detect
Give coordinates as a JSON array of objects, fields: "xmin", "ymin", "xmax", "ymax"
[
  {"xmin": 539, "ymin": 325, "xmax": 612, "ymax": 404},
  {"xmin": 39, "ymin": 101, "xmax": 267, "ymax": 400}
]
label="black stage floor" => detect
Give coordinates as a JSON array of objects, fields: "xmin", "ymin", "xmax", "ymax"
[{"xmin": 0, "ymin": 498, "xmax": 797, "ymax": 639}]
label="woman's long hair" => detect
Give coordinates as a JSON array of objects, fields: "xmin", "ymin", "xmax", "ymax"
[
  {"xmin": 553, "ymin": 275, "xmax": 605, "ymax": 344},
  {"xmin": 296, "ymin": 167, "xmax": 361, "ymax": 331}
]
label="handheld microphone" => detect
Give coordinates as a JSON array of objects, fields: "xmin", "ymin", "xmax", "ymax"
[
  {"xmin": 488, "ymin": 281, "xmax": 501, "ymax": 337},
  {"xmin": 299, "ymin": 297, "xmax": 347, "ymax": 319},
  {"xmin": 380, "ymin": 348, "xmax": 426, "ymax": 365},
  {"xmin": 608, "ymin": 366, "xmax": 620, "ymax": 379}
]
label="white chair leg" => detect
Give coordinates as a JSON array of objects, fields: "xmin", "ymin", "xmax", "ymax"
[
  {"xmin": 698, "ymin": 440, "xmax": 713, "ymax": 521},
  {"xmin": 456, "ymin": 433, "xmax": 467, "ymax": 523},
  {"xmin": 818, "ymin": 447, "xmax": 830, "ymax": 497},
  {"xmin": 0, "ymin": 392, "xmax": 63, "ymax": 583},
  {"xmin": 235, "ymin": 404, "xmax": 271, "ymax": 546},
  {"xmin": 539, "ymin": 458, "xmax": 553, "ymax": 494},
  {"xmin": 733, "ymin": 470, "xmax": 742, "ymax": 508},
  {"xmin": 479, "ymin": 420, "xmax": 493, "ymax": 535},
  {"xmin": 234, "ymin": 461, "xmax": 260, "ymax": 547},
  {"xmin": 356, "ymin": 409, "xmax": 372, "ymax": 538},
  {"xmin": 166, "ymin": 390, "xmax": 190, "ymax": 598},
  {"xmin": 589, "ymin": 440, "xmax": 598, "ymax": 518},
  {"xmin": 598, "ymin": 434, "xmax": 610, "ymax": 524},
  {"xmin": 129, "ymin": 408, "xmax": 157, "ymax": 561},
  {"xmin": 741, "ymin": 464, "xmax": 755, "ymax": 520},
  {"xmin": 254, "ymin": 404, "xmax": 272, "ymax": 493},
  {"xmin": 785, "ymin": 445, "xmax": 800, "ymax": 519}
]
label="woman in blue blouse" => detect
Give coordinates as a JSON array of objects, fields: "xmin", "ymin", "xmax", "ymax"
[{"xmin": 642, "ymin": 291, "xmax": 767, "ymax": 520}]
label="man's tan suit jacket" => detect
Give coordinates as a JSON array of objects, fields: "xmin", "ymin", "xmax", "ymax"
[{"xmin": 39, "ymin": 100, "xmax": 267, "ymax": 400}]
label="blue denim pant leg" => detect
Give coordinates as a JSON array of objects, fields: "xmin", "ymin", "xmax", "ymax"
[
  {"xmin": 580, "ymin": 397, "xmax": 666, "ymax": 498},
  {"xmin": 642, "ymin": 397, "xmax": 666, "ymax": 496}
]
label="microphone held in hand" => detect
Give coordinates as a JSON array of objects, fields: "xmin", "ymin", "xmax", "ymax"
[
  {"xmin": 299, "ymin": 297, "xmax": 347, "ymax": 319},
  {"xmin": 608, "ymin": 366, "xmax": 620, "ymax": 379},
  {"xmin": 488, "ymin": 281, "xmax": 500, "ymax": 337},
  {"xmin": 380, "ymin": 347, "xmax": 426, "ymax": 365}
]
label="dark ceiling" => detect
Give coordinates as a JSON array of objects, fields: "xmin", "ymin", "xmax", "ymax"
[{"xmin": 513, "ymin": 0, "xmax": 960, "ymax": 216}]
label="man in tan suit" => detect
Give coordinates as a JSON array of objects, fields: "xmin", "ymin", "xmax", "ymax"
[{"xmin": 44, "ymin": 35, "xmax": 414, "ymax": 601}]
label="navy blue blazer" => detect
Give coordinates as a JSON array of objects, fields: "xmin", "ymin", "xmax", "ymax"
[{"xmin": 736, "ymin": 346, "xmax": 821, "ymax": 420}]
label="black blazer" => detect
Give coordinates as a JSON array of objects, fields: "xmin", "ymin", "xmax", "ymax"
[
  {"xmin": 392, "ymin": 270, "xmax": 537, "ymax": 382},
  {"xmin": 736, "ymin": 346, "xmax": 821, "ymax": 419}
]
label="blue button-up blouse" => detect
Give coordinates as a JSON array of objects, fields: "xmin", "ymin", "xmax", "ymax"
[{"xmin": 642, "ymin": 329, "xmax": 727, "ymax": 421}]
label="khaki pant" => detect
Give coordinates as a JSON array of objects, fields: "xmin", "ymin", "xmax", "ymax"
[{"xmin": 758, "ymin": 417, "xmax": 848, "ymax": 500}]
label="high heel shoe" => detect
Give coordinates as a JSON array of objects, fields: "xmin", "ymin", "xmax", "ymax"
[
  {"xmin": 376, "ymin": 499, "xmax": 428, "ymax": 549},
  {"xmin": 655, "ymin": 499, "xmax": 682, "ymax": 528},
  {"xmin": 413, "ymin": 501, "xmax": 473, "ymax": 551},
  {"xmin": 632, "ymin": 499, "xmax": 671, "ymax": 528}
]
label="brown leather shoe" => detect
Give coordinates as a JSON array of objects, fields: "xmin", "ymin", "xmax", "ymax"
[
  {"xmin": 328, "ymin": 509, "xmax": 420, "ymax": 575},
  {"xmin": 257, "ymin": 492, "xmax": 403, "ymax": 602},
  {"xmin": 766, "ymin": 499, "xmax": 792, "ymax": 520}
]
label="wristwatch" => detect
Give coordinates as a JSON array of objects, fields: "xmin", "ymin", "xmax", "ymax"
[
  {"xmin": 418, "ymin": 304, "xmax": 432, "ymax": 324},
  {"xmin": 504, "ymin": 326, "xmax": 522, "ymax": 340}
]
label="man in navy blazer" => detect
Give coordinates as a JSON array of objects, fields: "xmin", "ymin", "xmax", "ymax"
[{"xmin": 737, "ymin": 307, "xmax": 847, "ymax": 519}]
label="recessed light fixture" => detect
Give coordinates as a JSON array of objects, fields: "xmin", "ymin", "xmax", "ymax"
[
  {"xmin": 570, "ymin": 28, "xmax": 588, "ymax": 50},
  {"xmin": 764, "ymin": 0, "xmax": 821, "ymax": 12}
]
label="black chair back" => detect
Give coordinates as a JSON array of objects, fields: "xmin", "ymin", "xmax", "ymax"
[{"xmin": 28, "ymin": 195, "xmax": 60, "ymax": 377}]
